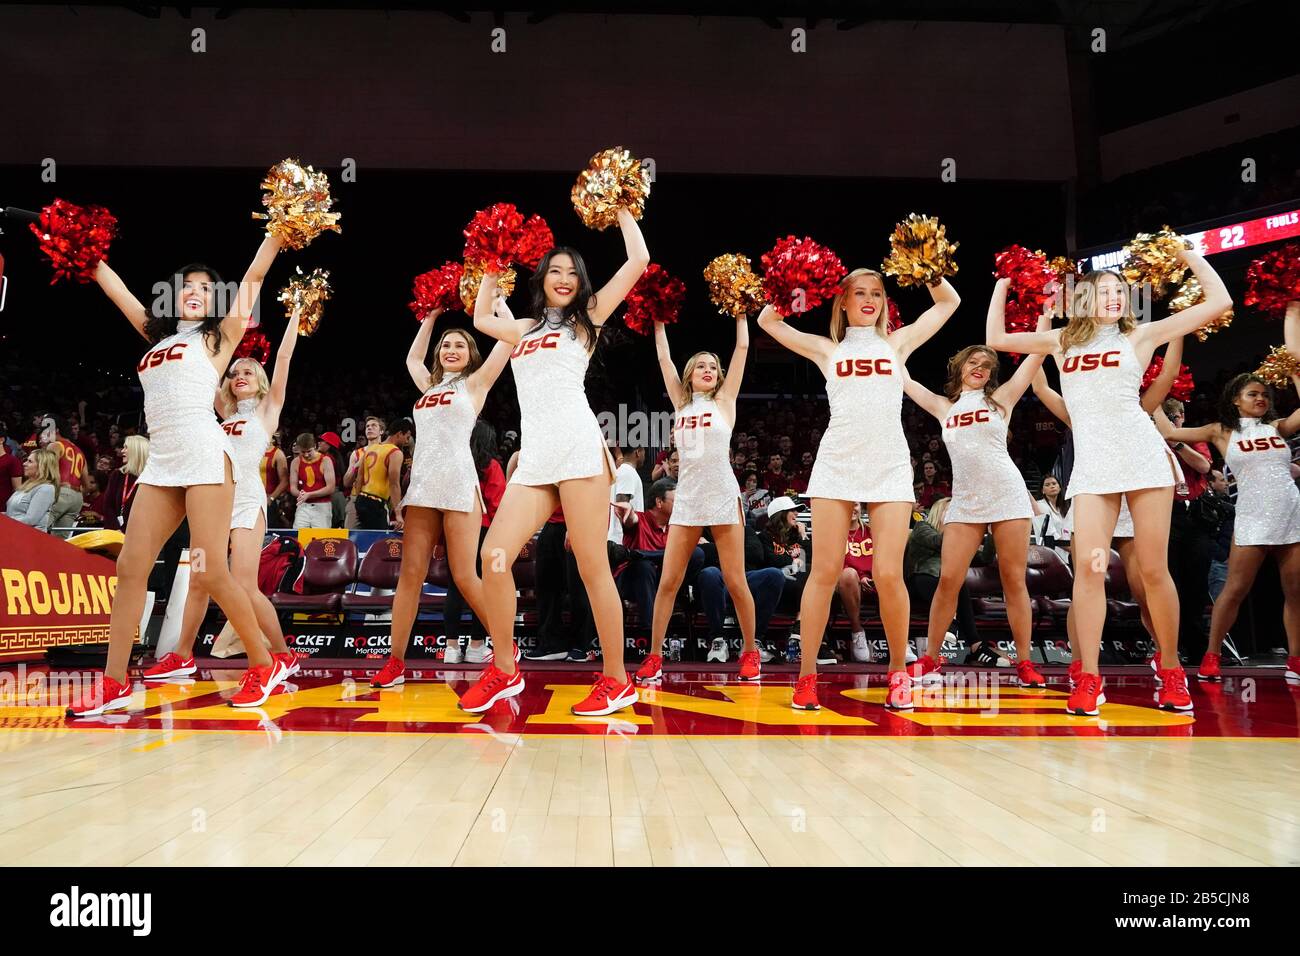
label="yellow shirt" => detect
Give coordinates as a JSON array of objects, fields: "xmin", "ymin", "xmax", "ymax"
[{"xmin": 356, "ymin": 442, "xmax": 398, "ymax": 500}]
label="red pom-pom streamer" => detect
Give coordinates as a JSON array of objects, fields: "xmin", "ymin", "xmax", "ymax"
[
  {"xmin": 1243, "ymin": 242, "xmax": 1300, "ymax": 319},
  {"xmin": 994, "ymin": 245, "xmax": 1056, "ymax": 322},
  {"xmin": 887, "ymin": 300, "xmax": 902, "ymax": 333},
  {"xmin": 233, "ymin": 330, "xmax": 271, "ymax": 365},
  {"xmin": 760, "ymin": 236, "xmax": 846, "ymax": 317},
  {"xmin": 1140, "ymin": 355, "xmax": 1195, "ymax": 401},
  {"xmin": 463, "ymin": 202, "xmax": 526, "ymax": 273},
  {"xmin": 28, "ymin": 198, "xmax": 118, "ymax": 284},
  {"xmin": 409, "ymin": 261, "xmax": 465, "ymax": 318},
  {"xmin": 623, "ymin": 263, "xmax": 685, "ymax": 336},
  {"xmin": 516, "ymin": 214, "xmax": 554, "ymax": 269}
]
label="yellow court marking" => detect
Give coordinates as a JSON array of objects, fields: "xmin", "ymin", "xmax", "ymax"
[
  {"xmin": 840, "ymin": 687, "xmax": 1195, "ymax": 726},
  {"xmin": 527, "ymin": 684, "xmax": 654, "ymax": 725},
  {"xmin": 131, "ymin": 732, "xmax": 195, "ymax": 753}
]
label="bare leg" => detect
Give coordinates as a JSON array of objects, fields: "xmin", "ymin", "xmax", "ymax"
[
  {"xmin": 390, "ymin": 506, "xmax": 440, "ymax": 664},
  {"xmin": 797, "ymin": 499, "xmax": 854, "ymax": 678},
  {"xmin": 480, "ymin": 483, "xmax": 559, "ymax": 676},
  {"xmin": 991, "ymin": 518, "xmax": 1033, "ymax": 662},
  {"xmin": 713, "ymin": 523, "xmax": 757, "ymax": 652},
  {"xmin": 866, "ymin": 501, "xmax": 917, "ymax": 672},
  {"xmin": 1070, "ymin": 493, "xmax": 1122, "ymax": 675},
  {"xmin": 1126, "ymin": 486, "xmax": 1179, "ymax": 669},
  {"xmin": 558, "ymin": 474, "xmax": 627, "ymax": 683},
  {"xmin": 924, "ymin": 522, "xmax": 984, "ymax": 660},
  {"xmin": 648, "ymin": 525, "xmax": 703, "ymax": 657}
]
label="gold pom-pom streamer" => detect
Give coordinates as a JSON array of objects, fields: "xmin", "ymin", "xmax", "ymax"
[
  {"xmin": 1169, "ymin": 275, "xmax": 1234, "ymax": 342},
  {"xmin": 252, "ymin": 158, "xmax": 342, "ymax": 250},
  {"xmin": 1254, "ymin": 345, "xmax": 1300, "ymax": 387},
  {"xmin": 1120, "ymin": 226, "xmax": 1189, "ymax": 298},
  {"xmin": 278, "ymin": 267, "xmax": 332, "ymax": 337},
  {"xmin": 571, "ymin": 146, "xmax": 650, "ymax": 231},
  {"xmin": 703, "ymin": 253, "xmax": 765, "ymax": 318},
  {"xmin": 459, "ymin": 260, "xmax": 516, "ymax": 314},
  {"xmin": 880, "ymin": 214, "xmax": 959, "ymax": 288}
]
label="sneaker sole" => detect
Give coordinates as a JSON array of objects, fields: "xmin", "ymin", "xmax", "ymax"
[
  {"xmin": 524, "ymin": 652, "xmax": 568, "ymax": 661},
  {"xmin": 1196, "ymin": 673, "xmax": 1221, "ymax": 682},
  {"xmin": 572, "ymin": 688, "xmax": 638, "ymax": 717},
  {"xmin": 789, "ymin": 701, "xmax": 821, "ymax": 711},
  {"xmin": 884, "ymin": 702, "xmax": 915, "ymax": 711},
  {"xmin": 144, "ymin": 665, "xmax": 197, "ymax": 680},
  {"xmin": 1158, "ymin": 701, "xmax": 1194, "ymax": 712},
  {"xmin": 737, "ymin": 673, "xmax": 762, "ymax": 682},
  {"xmin": 371, "ymin": 675, "xmax": 406, "ymax": 688},
  {"xmin": 459, "ymin": 676, "xmax": 526, "ymax": 714},
  {"xmin": 67, "ymin": 694, "xmax": 133, "ymax": 718},
  {"xmin": 1066, "ymin": 706, "xmax": 1100, "ymax": 716},
  {"xmin": 706, "ymin": 656, "xmax": 728, "ymax": 664},
  {"xmin": 1018, "ymin": 679, "xmax": 1047, "ymax": 688},
  {"xmin": 635, "ymin": 671, "xmax": 663, "ymax": 684}
]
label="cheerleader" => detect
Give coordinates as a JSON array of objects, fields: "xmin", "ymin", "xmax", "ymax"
[
  {"xmin": 464, "ymin": 208, "xmax": 650, "ymax": 717},
  {"xmin": 902, "ymin": 292, "xmax": 1051, "ymax": 688},
  {"xmin": 370, "ymin": 309, "xmax": 512, "ymax": 689},
  {"xmin": 758, "ymin": 270, "xmax": 960, "ymax": 711},
  {"xmin": 985, "ymin": 251, "xmax": 1232, "ymax": 716},
  {"xmin": 146, "ymin": 306, "xmax": 305, "ymax": 685},
  {"xmin": 1153, "ymin": 371, "xmax": 1300, "ymax": 681},
  {"xmin": 634, "ymin": 315, "xmax": 759, "ymax": 683},
  {"xmin": 68, "ymin": 238, "xmax": 286, "ymax": 716}
]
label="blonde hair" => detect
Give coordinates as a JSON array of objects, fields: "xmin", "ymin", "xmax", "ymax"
[
  {"xmin": 430, "ymin": 328, "xmax": 484, "ymax": 388},
  {"xmin": 121, "ymin": 435, "xmax": 149, "ymax": 477},
  {"xmin": 829, "ymin": 268, "xmax": 892, "ymax": 343},
  {"xmin": 678, "ymin": 351, "xmax": 725, "ymax": 408},
  {"xmin": 22, "ymin": 447, "xmax": 61, "ymax": 494},
  {"xmin": 1060, "ymin": 271, "xmax": 1137, "ymax": 353},
  {"xmin": 924, "ymin": 497, "xmax": 951, "ymax": 530},
  {"xmin": 220, "ymin": 357, "xmax": 270, "ymax": 409}
]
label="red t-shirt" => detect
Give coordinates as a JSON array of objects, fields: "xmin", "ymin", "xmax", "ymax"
[
  {"xmin": 52, "ymin": 437, "xmax": 85, "ymax": 492},
  {"xmin": 0, "ymin": 451, "xmax": 22, "ymax": 511},
  {"xmin": 623, "ymin": 510, "xmax": 670, "ymax": 551},
  {"xmin": 844, "ymin": 525, "xmax": 874, "ymax": 582},
  {"xmin": 764, "ymin": 470, "xmax": 794, "ymax": 495},
  {"xmin": 480, "ymin": 458, "xmax": 506, "ymax": 528},
  {"xmin": 918, "ymin": 481, "xmax": 951, "ymax": 509},
  {"xmin": 1175, "ymin": 441, "xmax": 1213, "ymax": 501}
]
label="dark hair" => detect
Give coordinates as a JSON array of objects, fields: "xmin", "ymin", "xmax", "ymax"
[
  {"xmin": 144, "ymin": 263, "xmax": 226, "ymax": 353},
  {"xmin": 387, "ymin": 417, "xmax": 415, "ymax": 438},
  {"xmin": 528, "ymin": 247, "xmax": 599, "ymax": 347},
  {"xmin": 470, "ymin": 419, "xmax": 498, "ymax": 476},
  {"xmin": 1218, "ymin": 374, "xmax": 1274, "ymax": 431},
  {"xmin": 765, "ymin": 508, "xmax": 798, "ymax": 546},
  {"xmin": 742, "ymin": 470, "xmax": 758, "ymax": 485},
  {"xmin": 648, "ymin": 477, "xmax": 676, "ymax": 509}
]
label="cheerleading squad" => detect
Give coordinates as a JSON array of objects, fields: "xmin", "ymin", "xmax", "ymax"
[{"xmin": 61, "ymin": 208, "xmax": 1300, "ymax": 721}]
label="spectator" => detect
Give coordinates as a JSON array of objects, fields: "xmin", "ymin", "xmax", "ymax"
[
  {"xmin": 616, "ymin": 479, "xmax": 697, "ymax": 648},
  {"xmin": 905, "ymin": 498, "xmax": 991, "ymax": 664},
  {"xmin": 0, "ymin": 420, "xmax": 20, "ymax": 460},
  {"xmin": 344, "ymin": 416, "xmax": 386, "ymax": 529},
  {"xmin": 762, "ymin": 453, "xmax": 792, "ymax": 496},
  {"xmin": 0, "ymin": 430, "xmax": 22, "ymax": 513},
  {"xmin": 758, "ymin": 496, "xmax": 815, "ymax": 662},
  {"xmin": 77, "ymin": 472, "xmax": 106, "ymax": 527},
  {"xmin": 43, "ymin": 416, "xmax": 87, "ymax": 536},
  {"xmin": 259, "ymin": 432, "xmax": 289, "ymax": 528},
  {"xmin": 5, "ymin": 448, "xmax": 59, "ymax": 532},
  {"xmin": 1164, "ymin": 398, "xmax": 1216, "ymax": 661},
  {"xmin": 388, "ymin": 417, "xmax": 415, "ymax": 500},
  {"xmin": 316, "ymin": 431, "xmax": 345, "ymax": 528},
  {"xmin": 1205, "ymin": 469, "xmax": 1236, "ymax": 603},
  {"xmin": 609, "ymin": 445, "xmax": 645, "ymax": 545},
  {"xmin": 661, "ymin": 447, "xmax": 680, "ymax": 481},
  {"xmin": 347, "ymin": 418, "xmax": 405, "ymax": 530},
  {"xmin": 917, "ymin": 460, "xmax": 951, "ymax": 509},
  {"xmin": 1033, "ymin": 474, "xmax": 1072, "ymax": 560},
  {"xmin": 694, "ymin": 522, "xmax": 783, "ymax": 663},
  {"xmin": 102, "ymin": 434, "xmax": 149, "ymax": 530},
  {"xmin": 740, "ymin": 470, "xmax": 771, "ymax": 520},
  {"xmin": 836, "ymin": 503, "xmax": 876, "ymax": 662},
  {"xmin": 290, "ymin": 432, "xmax": 336, "ymax": 529}
]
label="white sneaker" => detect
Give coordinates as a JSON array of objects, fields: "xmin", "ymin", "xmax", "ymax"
[
  {"xmin": 464, "ymin": 641, "xmax": 491, "ymax": 664},
  {"xmin": 707, "ymin": 638, "xmax": 729, "ymax": 663},
  {"xmin": 850, "ymin": 631, "xmax": 871, "ymax": 663},
  {"xmin": 443, "ymin": 640, "xmax": 463, "ymax": 664},
  {"xmin": 904, "ymin": 641, "xmax": 919, "ymax": 665},
  {"xmin": 756, "ymin": 644, "xmax": 774, "ymax": 664}
]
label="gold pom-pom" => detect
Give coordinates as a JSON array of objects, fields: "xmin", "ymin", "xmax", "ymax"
[
  {"xmin": 1255, "ymin": 345, "xmax": 1300, "ymax": 386},
  {"xmin": 703, "ymin": 253, "xmax": 765, "ymax": 318},
  {"xmin": 278, "ymin": 267, "xmax": 332, "ymax": 337},
  {"xmin": 1168, "ymin": 275, "xmax": 1235, "ymax": 342},
  {"xmin": 880, "ymin": 214, "xmax": 959, "ymax": 288},
  {"xmin": 459, "ymin": 260, "xmax": 516, "ymax": 313},
  {"xmin": 571, "ymin": 146, "xmax": 650, "ymax": 231},
  {"xmin": 1120, "ymin": 226, "xmax": 1189, "ymax": 298},
  {"xmin": 252, "ymin": 158, "xmax": 342, "ymax": 250}
]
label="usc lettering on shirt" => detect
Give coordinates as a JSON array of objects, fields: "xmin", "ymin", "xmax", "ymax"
[
  {"xmin": 298, "ymin": 456, "xmax": 327, "ymax": 495},
  {"xmin": 221, "ymin": 419, "xmax": 247, "ymax": 437},
  {"xmin": 414, "ymin": 390, "xmax": 455, "ymax": 410},
  {"xmin": 510, "ymin": 331, "xmax": 561, "ymax": 360},
  {"xmin": 674, "ymin": 411, "xmax": 713, "ymax": 433},
  {"xmin": 53, "ymin": 437, "xmax": 85, "ymax": 490},
  {"xmin": 1236, "ymin": 436, "xmax": 1290, "ymax": 453},
  {"xmin": 771, "ymin": 541, "xmax": 802, "ymax": 558},
  {"xmin": 834, "ymin": 357, "xmax": 892, "ymax": 377},
  {"xmin": 136, "ymin": 342, "xmax": 188, "ymax": 371},
  {"xmin": 945, "ymin": 409, "xmax": 991, "ymax": 430},
  {"xmin": 1061, "ymin": 351, "xmax": 1120, "ymax": 374}
]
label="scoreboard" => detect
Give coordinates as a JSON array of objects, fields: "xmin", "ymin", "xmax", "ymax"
[{"xmin": 1082, "ymin": 205, "xmax": 1300, "ymax": 273}]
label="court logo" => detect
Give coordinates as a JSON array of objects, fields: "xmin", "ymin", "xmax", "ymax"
[{"xmin": 49, "ymin": 886, "xmax": 151, "ymax": 936}]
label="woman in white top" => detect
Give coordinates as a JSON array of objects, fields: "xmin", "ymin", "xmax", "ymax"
[
  {"xmin": 5, "ymin": 448, "xmax": 60, "ymax": 532},
  {"xmin": 1033, "ymin": 475, "xmax": 1071, "ymax": 557}
]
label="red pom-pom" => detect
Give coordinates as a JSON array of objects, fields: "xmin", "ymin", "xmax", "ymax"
[
  {"xmin": 994, "ymin": 245, "xmax": 1056, "ymax": 320},
  {"xmin": 760, "ymin": 236, "xmax": 846, "ymax": 317},
  {"xmin": 623, "ymin": 263, "xmax": 685, "ymax": 336},
  {"xmin": 886, "ymin": 300, "xmax": 902, "ymax": 333},
  {"xmin": 516, "ymin": 214, "xmax": 554, "ymax": 269},
  {"xmin": 463, "ymin": 202, "xmax": 526, "ymax": 273},
  {"xmin": 1243, "ymin": 242, "xmax": 1300, "ymax": 319},
  {"xmin": 28, "ymin": 198, "xmax": 118, "ymax": 284},
  {"xmin": 409, "ymin": 261, "xmax": 465, "ymax": 318},
  {"xmin": 1141, "ymin": 355, "xmax": 1195, "ymax": 401},
  {"xmin": 234, "ymin": 330, "xmax": 271, "ymax": 365}
]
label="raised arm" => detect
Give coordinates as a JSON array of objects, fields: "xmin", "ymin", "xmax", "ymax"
[
  {"xmin": 756, "ymin": 304, "xmax": 834, "ymax": 368},
  {"xmin": 473, "ymin": 272, "xmax": 531, "ymax": 345},
  {"xmin": 263, "ymin": 306, "xmax": 302, "ymax": 429},
  {"xmin": 993, "ymin": 310, "xmax": 1053, "ymax": 408},
  {"xmin": 1031, "ymin": 367, "xmax": 1071, "ymax": 428},
  {"xmin": 653, "ymin": 321, "xmax": 687, "ymax": 408},
  {"xmin": 900, "ymin": 365, "xmax": 950, "ymax": 421},
  {"xmin": 1151, "ymin": 405, "xmax": 1222, "ymax": 447},
  {"xmin": 589, "ymin": 207, "xmax": 651, "ymax": 326},
  {"xmin": 1139, "ymin": 335, "xmax": 1183, "ymax": 414},
  {"xmin": 1133, "ymin": 249, "xmax": 1232, "ymax": 352},
  {"xmin": 93, "ymin": 261, "xmax": 150, "ymax": 340},
  {"xmin": 985, "ymin": 277, "xmax": 1061, "ymax": 356},
  {"xmin": 1286, "ymin": 301, "xmax": 1300, "ymax": 361},
  {"xmin": 469, "ymin": 339, "xmax": 515, "ymax": 405},
  {"xmin": 222, "ymin": 236, "xmax": 283, "ymax": 348},
  {"xmin": 1277, "ymin": 376, "xmax": 1300, "ymax": 439},
  {"xmin": 717, "ymin": 316, "xmax": 751, "ymax": 404},
  {"xmin": 889, "ymin": 278, "xmax": 960, "ymax": 361},
  {"xmin": 406, "ymin": 308, "xmax": 441, "ymax": 393}
]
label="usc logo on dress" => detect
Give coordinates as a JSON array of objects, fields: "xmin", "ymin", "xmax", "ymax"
[
  {"xmin": 137, "ymin": 342, "xmax": 187, "ymax": 371},
  {"xmin": 1236, "ymin": 436, "xmax": 1289, "ymax": 452},
  {"xmin": 675, "ymin": 412, "xmax": 712, "ymax": 431},
  {"xmin": 835, "ymin": 358, "xmax": 892, "ymax": 377},
  {"xmin": 511, "ymin": 332, "xmax": 561, "ymax": 359},
  {"xmin": 222, "ymin": 420, "xmax": 246, "ymax": 437},
  {"xmin": 945, "ymin": 409, "xmax": 991, "ymax": 429},
  {"xmin": 1061, "ymin": 351, "xmax": 1120, "ymax": 373},
  {"xmin": 415, "ymin": 391, "xmax": 454, "ymax": 410}
]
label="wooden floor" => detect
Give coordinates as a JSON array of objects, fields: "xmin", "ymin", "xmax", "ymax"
[{"xmin": 2, "ymin": 729, "xmax": 1297, "ymax": 866}]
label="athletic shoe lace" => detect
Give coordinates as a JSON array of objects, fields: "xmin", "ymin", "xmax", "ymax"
[{"xmin": 1163, "ymin": 668, "xmax": 1189, "ymax": 697}]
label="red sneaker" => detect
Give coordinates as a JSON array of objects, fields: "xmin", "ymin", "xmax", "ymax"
[
  {"xmin": 1067, "ymin": 658, "xmax": 1082, "ymax": 689},
  {"xmin": 1286, "ymin": 657, "xmax": 1300, "ymax": 681},
  {"xmin": 1016, "ymin": 659, "xmax": 1047, "ymax": 688},
  {"xmin": 1066, "ymin": 672, "xmax": 1103, "ymax": 716},
  {"xmin": 908, "ymin": 654, "xmax": 942, "ymax": 683},
  {"xmin": 371, "ymin": 657, "xmax": 406, "ymax": 688},
  {"xmin": 144, "ymin": 652, "xmax": 196, "ymax": 680},
  {"xmin": 572, "ymin": 674, "xmax": 637, "ymax": 716},
  {"xmin": 885, "ymin": 670, "xmax": 914, "ymax": 711},
  {"xmin": 1149, "ymin": 652, "xmax": 1163, "ymax": 685},
  {"xmin": 635, "ymin": 653, "xmax": 663, "ymax": 684},
  {"xmin": 229, "ymin": 662, "xmax": 283, "ymax": 708},
  {"xmin": 66, "ymin": 675, "xmax": 133, "ymax": 717},
  {"xmin": 1197, "ymin": 652, "xmax": 1222, "ymax": 682},
  {"xmin": 791, "ymin": 673, "xmax": 820, "ymax": 711},
  {"xmin": 279, "ymin": 649, "xmax": 302, "ymax": 677},
  {"xmin": 1157, "ymin": 668, "xmax": 1194, "ymax": 712},
  {"xmin": 459, "ymin": 665, "xmax": 525, "ymax": 713},
  {"xmin": 737, "ymin": 649, "xmax": 761, "ymax": 682}
]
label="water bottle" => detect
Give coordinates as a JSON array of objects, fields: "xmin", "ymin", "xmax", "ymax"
[{"xmin": 668, "ymin": 638, "xmax": 683, "ymax": 663}]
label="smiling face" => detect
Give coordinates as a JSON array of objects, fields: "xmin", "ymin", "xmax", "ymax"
[
  {"xmin": 688, "ymin": 353, "xmax": 720, "ymax": 393},
  {"xmin": 22, "ymin": 454, "xmax": 38, "ymax": 478},
  {"xmin": 178, "ymin": 271, "xmax": 216, "ymax": 321},
  {"xmin": 665, "ymin": 450, "xmax": 679, "ymax": 477},
  {"xmin": 1092, "ymin": 272, "xmax": 1128, "ymax": 324},
  {"xmin": 228, "ymin": 359, "xmax": 260, "ymax": 400},
  {"xmin": 961, "ymin": 349, "xmax": 997, "ymax": 391},
  {"xmin": 438, "ymin": 330, "xmax": 472, "ymax": 374},
  {"xmin": 844, "ymin": 273, "xmax": 887, "ymax": 328},
  {"xmin": 544, "ymin": 253, "xmax": 579, "ymax": 308}
]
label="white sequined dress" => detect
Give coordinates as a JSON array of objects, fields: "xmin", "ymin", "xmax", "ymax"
[
  {"xmin": 941, "ymin": 389, "xmax": 1034, "ymax": 524},
  {"xmin": 403, "ymin": 374, "xmax": 484, "ymax": 513},
  {"xmin": 671, "ymin": 393, "xmax": 743, "ymax": 527},
  {"xmin": 1225, "ymin": 417, "xmax": 1300, "ymax": 546},
  {"xmin": 223, "ymin": 398, "xmax": 270, "ymax": 529}
]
